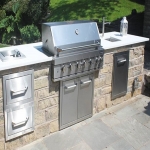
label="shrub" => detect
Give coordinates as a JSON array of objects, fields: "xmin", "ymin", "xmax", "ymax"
[{"xmin": 20, "ymin": 24, "xmax": 41, "ymax": 43}]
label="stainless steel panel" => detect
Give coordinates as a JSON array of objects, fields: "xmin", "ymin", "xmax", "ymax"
[
  {"xmin": 0, "ymin": 49, "xmax": 25, "ymax": 62},
  {"xmin": 78, "ymin": 74, "xmax": 93, "ymax": 119},
  {"xmin": 60, "ymin": 79, "xmax": 78, "ymax": 126},
  {"xmin": 42, "ymin": 21, "xmax": 100, "ymax": 56},
  {"xmin": 3, "ymin": 70, "xmax": 34, "ymax": 109},
  {"xmin": 5, "ymin": 102, "xmax": 34, "ymax": 141},
  {"xmin": 112, "ymin": 51, "xmax": 129, "ymax": 99}
]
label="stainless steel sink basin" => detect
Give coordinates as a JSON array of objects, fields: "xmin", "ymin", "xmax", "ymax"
[
  {"xmin": 0, "ymin": 49, "xmax": 25, "ymax": 62},
  {"xmin": 105, "ymin": 37, "xmax": 121, "ymax": 42}
]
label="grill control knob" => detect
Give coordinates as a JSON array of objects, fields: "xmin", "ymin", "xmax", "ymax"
[
  {"xmin": 76, "ymin": 62, "xmax": 79, "ymax": 68},
  {"xmin": 68, "ymin": 63, "xmax": 72, "ymax": 70},
  {"xmin": 61, "ymin": 65, "xmax": 65, "ymax": 72},
  {"xmin": 95, "ymin": 57, "xmax": 98, "ymax": 63},
  {"xmin": 89, "ymin": 59, "xmax": 92, "ymax": 65}
]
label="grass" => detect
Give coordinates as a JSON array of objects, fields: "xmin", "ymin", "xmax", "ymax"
[
  {"xmin": 0, "ymin": 44, "xmax": 9, "ymax": 48},
  {"xmin": 48, "ymin": 0, "xmax": 145, "ymax": 22}
]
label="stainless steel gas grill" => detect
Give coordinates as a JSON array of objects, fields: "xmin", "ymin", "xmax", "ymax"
[
  {"xmin": 42, "ymin": 21, "xmax": 103, "ymax": 81},
  {"xmin": 42, "ymin": 21, "xmax": 103, "ymax": 129}
]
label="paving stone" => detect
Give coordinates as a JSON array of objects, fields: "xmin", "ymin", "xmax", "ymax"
[
  {"xmin": 76, "ymin": 120, "xmax": 120, "ymax": 150},
  {"xmin": 69, "ymin": 141, "xmax": 92, "ymax": 150},
  {"xmin": 103, "ymin": 138, "xmax": 135, "ymax": 150},
  {"xmin": 101, "ymin": 113, "xmax": 121, "ymax": 127},
  {"xmin": 114, "ymin": 105, "xmax": 140, "ymax": 121},
  {"xmin": 18, "ymin": 141, "xmax": 48, "ymax": 150},
  {"xmin": 140, "ymin": 141, "xmax": 150, "ymax": 150},
  {"xmin": 42, "ymin": 128, "xmax": 82, "ymax": 150},
  {"xmin": 132, "ymin": 112, "xmax": 150, "ymax": 125},
  {"xmin": 112, "ymin": 118, "xmax": 150, "ymax": 149}
]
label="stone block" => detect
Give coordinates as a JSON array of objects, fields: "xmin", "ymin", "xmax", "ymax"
[
  {"xmin": 34, "ymin": 87, "xmax": 58, "ymax": 101},
  {"xmin": 0, "ymin": 125, "xmax": 4, "ymax": 139},
  {"xmin": 128, "ymin": 78, "xmax": 134, "ymax": 87},
  {"xmin": 38, "ymin": 98, "xmax": 50, "ymax": 110},
  {"xmin": 0, "ymin": 114, "xmax": 4, "ymax": 125},
  {"xmin": 94, "ymin": 88, "xmax": 101, "ymax": 99},
  {"xmin": 0, "ymin": 101, "xmax": 3, "ymax": 114},
  {"xmin": 128, "ymin": 68, "xmax": 134, "ymax": 78},
  {"xmin": 105, "ymin": 94, "xmax": 112, "ymax": 108},
  {"xmin": 100, "ymin": 65, "xmax": 110, "ymax": 73},
  {"xmin": 34, "ymin": 68, "xmax": 49, "ymax": 79},
  {"xmin": 104, "ymin": 53, "xmax": 113, "ymax": 64},
  {"xmin": 112, "ymin": 96, "xmax": 125, "ymax": 105},
  {"xmin": 45, "ymin": 106, "xmax": 58, "ymax": 121},
  {"xmin": 96, "ymin": 97, "xmax": 106, "ymax": 112},
  {"xmin": 0, "ymin": 140, "xmax": 4, "ymax": 150},
  {"xmin": 5, "ymin": 138, "xmax": 22, "ymax": 150},
  {"xmin": 133, "ymin": 89, "xmax": 141, "ymax": 97},
  {"xmin": 38, "ymin": 96, "xmax": 58, "ymax": 110},
  {"xmin": 125, "ymin": 92, "xmax": 132, "ymax": 100},
  {"xmin": 101, "ymin": 86, "xmax": 111, "ymax": 95},
  {"xmin": 49, "ymin": 120, "xmax": 59, "ymax": 133},
  {"xmin": 34, "ymin": 76, "xmax": 49, "ymax": 90},
  {"xmin": 35, "ymin": 123, "xmax": 50, "ymax": 139},
  {"xmin": 22, "ymin": 132, "xmax": 37, "ymax": 145},
  {"xmin": 34, "ymin": 111, "xmax": 45, "ymax": 126},
  {"xmin": 106, "ymin": 74, "xmax": 112, "ymax": 85},
  {"xmin": 94, "ymin": 78, "xmax": 100, "ymax": 88}
]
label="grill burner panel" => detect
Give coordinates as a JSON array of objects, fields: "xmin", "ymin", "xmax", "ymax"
[{"xmin": 42, "ymin": 21, "xmax": 103, "ymax": 81}]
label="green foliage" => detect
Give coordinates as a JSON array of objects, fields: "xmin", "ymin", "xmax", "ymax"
[
  {"xmin": 0, "ymin": 0, "xmax": 50, "ymax": 44},
  {"xmin": 2, "ymin": 32, "xmax": 14, "ymax": 44},
  {"xmin": 20, "ymin": 25, "xmax": 41, "ymax": 43}
]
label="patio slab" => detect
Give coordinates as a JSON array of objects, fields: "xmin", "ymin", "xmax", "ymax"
[{"xmin": 18, "ymin": 95, "xmax": 150, "ymax": 150}]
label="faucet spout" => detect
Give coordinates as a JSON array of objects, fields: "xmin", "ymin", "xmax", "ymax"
[{"xmin": 102, "ymin": 17, "xmax": 111, "ymax": 38}]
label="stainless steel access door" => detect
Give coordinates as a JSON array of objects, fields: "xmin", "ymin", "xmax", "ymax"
[
  {"xmin": 60, "ymin": 78, "xmax": 78, "ymax": 128},
  {"xmin": 78, "ymin": 74, "xmax": 93, "ymax": 119},
  {"xmin": 5, "ymin": 102, "xmax": 34, "ymax": 141}
]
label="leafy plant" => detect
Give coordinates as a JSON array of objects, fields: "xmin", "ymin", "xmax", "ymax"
[{"xmin": 20, "ymin": 25, "xmax": 41, "ymax": 43}]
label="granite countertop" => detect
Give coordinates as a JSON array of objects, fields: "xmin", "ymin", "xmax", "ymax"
[
  {"xmin": 0, "ymin": 32, "xmax": 149, "ymax": 71},
  {"xmin": 100, "ymin": 32, "xmax": 149, "ymax": 50}
]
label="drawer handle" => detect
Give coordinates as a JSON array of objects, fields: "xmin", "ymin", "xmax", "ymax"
[
  {"xmin": 118, "ymin": 59, "xmax": 126, "ymax": 63},
  {"xmin": 12, "ymin": 117, "xmax": 29, "ymax": 127},
  {"xmin": 11, "ymin": 86, "xmax": 28, "ymax": 95},
  {"xmin": 65, "ymin": 84, "xmax": 77, "ymax": 89},
  {"xmin": 81, "ymin": 80, "xmax": 91, "ymax": 84}
]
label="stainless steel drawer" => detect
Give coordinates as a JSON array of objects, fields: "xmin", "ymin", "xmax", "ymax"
[
  {"xmin": 3, "ymin": 70, "xmax": 34, "ymax": 109},
  {"xmin": 5, "ymin": 102, "xmax": 34, "ymax": 141}
]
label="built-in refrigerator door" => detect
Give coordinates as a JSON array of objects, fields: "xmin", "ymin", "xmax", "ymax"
[
  {"xmin": 78, "ymin": 74, "xmax": 93, "ymax": 119},
  {"xmin": 60, "ymin": 78, "xmax": 78, "ymax": 129},
  {"xmin": 112, "ymin": 50, "xmax": 129, "ymax": 99}
]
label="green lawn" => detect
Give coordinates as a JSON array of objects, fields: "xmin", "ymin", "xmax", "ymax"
[
  {"xmin": 0, "ymin": 44, "xmax": 9, "ymax": 48},
  {"xmin": 48, "ymin": 0, "xmax": 145, "ymax": 22}
]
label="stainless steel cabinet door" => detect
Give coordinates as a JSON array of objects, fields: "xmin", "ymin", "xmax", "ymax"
[
  {"xmin": 60, "ymin": 79, "xmax": 78, "ymax": 127},
  {"xmin": 5, "ymin": 75, "xmax": 32, "ymax": 105},
  {"xmin": 112, "ymin": 51, "xmax": 129, "ymax": 99},
  {"xmin": 7, "ymin": 106, "xmax": 33, "ymax": 136},
  {"xmin": 78, "ymin": 74, "xmax": 93, "ymax": 119}
]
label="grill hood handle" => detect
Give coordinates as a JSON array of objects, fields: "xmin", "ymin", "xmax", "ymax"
[{"xmin": 56, "ymin": 43, "xmax": 101, "ymax": 52}]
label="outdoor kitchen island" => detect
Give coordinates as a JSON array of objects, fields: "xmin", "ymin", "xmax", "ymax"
[{"xmin": 0, "ymin": 31, "xmax": 149, "ymax": 150}]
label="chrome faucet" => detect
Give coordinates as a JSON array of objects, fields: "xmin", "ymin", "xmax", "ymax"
[{"xmin": 102, "ymin": 17, "xmax": 111, "ymax": 38}]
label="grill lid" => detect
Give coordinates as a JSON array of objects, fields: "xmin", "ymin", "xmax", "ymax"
[{"xmin": 42, "ymin": 21, "xmax": 101, "ymax": 56}]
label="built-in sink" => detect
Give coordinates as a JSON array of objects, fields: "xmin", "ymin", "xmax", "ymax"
[
  {"xmin": 105, "ymin": 37, "xmax": 121, "ymax": 42},
  {"xmin": 0, "ymin": 49, "xmax": 25, "ymax": 62}
]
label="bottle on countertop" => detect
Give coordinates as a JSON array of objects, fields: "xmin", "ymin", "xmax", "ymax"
[{"xmin": 120, "ymin": 17, "xmax": 128, "ymax": 36}]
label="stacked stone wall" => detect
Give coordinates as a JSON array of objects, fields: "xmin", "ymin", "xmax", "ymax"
[
  {"xmin": 0, "ymin": 62, "xmax": 59, "ymax": 150},
  {"xmin": 143, "ymin": 0, "xmax": 150, "ymax": 50},
  {"xmin": 94, "ymin": 44, "xmax": 145, "ymax": 114}
]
